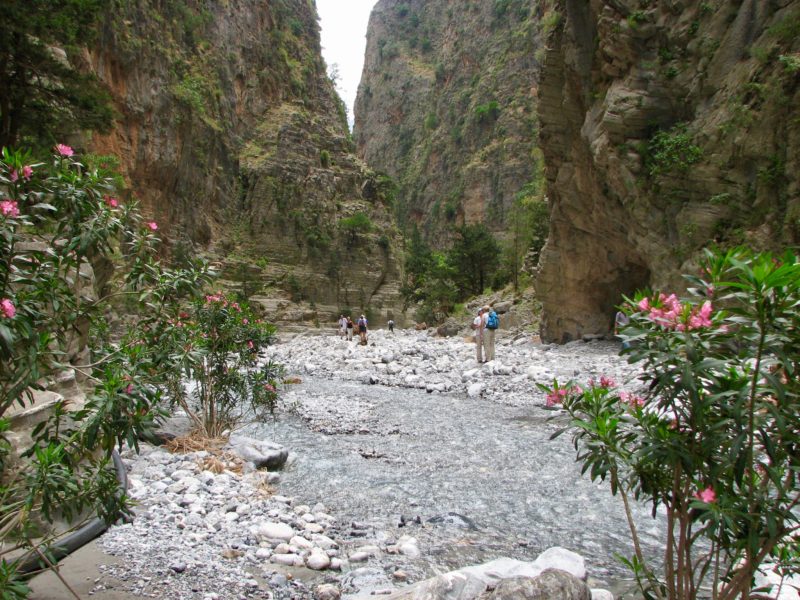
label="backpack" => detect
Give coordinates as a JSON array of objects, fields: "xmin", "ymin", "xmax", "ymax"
[{"xmin": 486, "ymin": 310, "xmax": 499, "ymax": 330}]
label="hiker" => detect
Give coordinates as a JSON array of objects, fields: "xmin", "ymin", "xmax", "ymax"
[
  {"xmin": 483, "ymin": 305, "xmax": 498, "ymax": 362},
  {"xmin": 338, "ymin": 314, "xmax": 347, "ymax": 338},
  {"xmin": 346, "ymin": 316, "xmax": 354, "ymax": 341},
  {"xmin": 388, "ymin": 318, "xmax": 395, "ymax": 334},
  {"xmin": 472, "ymin": 307, "xmax": 485, "ymax": 363},
  {"xmin": 614, "ymin": 310, "xmax": 630, "ymax": 350},
  {"xmin": 357, "ymin": 314, "xmax": 368, "ymax": 345}
]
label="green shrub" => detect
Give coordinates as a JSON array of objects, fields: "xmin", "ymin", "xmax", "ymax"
[
  {"xmin": 176, "ymin": 295, "xmax": 280, "ymax": 434},
  {"xmin": 339, "ymin": 212, "xmax": 372, "ymax": 245},
  {"xmin": 424, "ymin": 112, "xmax": 438, "ymax": 130},
  {"xmin": 626, "ymin": 10, "xmax": 647, "ymax": 29},
  {"xmin": 646, "ymin": 123, "xmax": 703, "ymax": 176},
  {"xmin": 767, "ymin": 9, "xmax": 800, "ymax": 43},
  {"xmin": 288, "ymin": 18, "xmax": 303, "ymax": 36},
  {"xmin": 0, "ymin": 145, "xmax": 214, "ymax": 590},
  {"xmin": 778, "ymin": 54, "xmax": 800, "ymax": 73},
  {"xmin": 474, "ymin": 100, "xmax": 500, "ymax": 123},
  {"xmin": 320, "ymin": 149, "xmax": 331, "ymax": 168},
  {"xmin": 541, "ymin": 10, "xmax": 561, "ymax": 34}
]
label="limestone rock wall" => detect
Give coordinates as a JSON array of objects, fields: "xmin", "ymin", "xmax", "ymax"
[
  {"xmin": 354, "ymin": 0, "xmax": 542, "ymax": 243},
  {"xmin": 536, "ymin": 0, "xmax": 800, "ymax": 342},
  {"xmin": 82, "ymin": 0, "xmax": 404, "ymax": 324}
]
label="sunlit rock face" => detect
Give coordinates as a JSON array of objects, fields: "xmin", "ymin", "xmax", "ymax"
[
  {"xmin": 83, "ymin": 0, "xmax": 404, "ymax": 324},
  {"xmin": 536, "ymin": 0, "xmax": 800, "ymax": 343},
  {"xmin": 354, "ymin": 0, "xmax": 544, "ymax": 243}
]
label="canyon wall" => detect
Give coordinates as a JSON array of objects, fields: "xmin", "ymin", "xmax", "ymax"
[
  {"xmin": 537, "ymin": 0, "xmax": 800, "ymax": 342},
  {"xmin": 83, "ymin": 0, "xmax": 403, "ymax": 325},
  {"xmin": 354, "ymin": 0, "xmax": 542, "ymax": 242}
]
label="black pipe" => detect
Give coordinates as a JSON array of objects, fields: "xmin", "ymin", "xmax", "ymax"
[{"xmin": 18, "ymin": 449, "xmax": 129, "ymax": 577}]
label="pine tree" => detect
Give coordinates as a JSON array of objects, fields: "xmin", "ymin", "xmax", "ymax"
[
  {"xmin": 448, "ymin": 223, "xmax": 501, "ymax": 297},
  {"xmin": 0, "ymin": 0, "xmax": 113, "ymax": 148}
]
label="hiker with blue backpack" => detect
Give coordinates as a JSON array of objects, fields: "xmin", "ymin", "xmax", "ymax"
[{"xmin": 483, "ymin": 305, "xmax": 499, "ymax": 362}]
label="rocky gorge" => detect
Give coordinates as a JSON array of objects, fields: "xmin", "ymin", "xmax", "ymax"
[
  {"xmin": 7, "ymin": 1, "xmax": 800, "ymax": 597},
  {"xmin": 70, "ymin": 0, "xmax": 800, "ymax": 341}
]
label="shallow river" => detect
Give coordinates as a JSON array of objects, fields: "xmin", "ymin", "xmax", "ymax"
[{"xmin": 248, "ymin": 374, "xmax": 666, "ymax": 592}]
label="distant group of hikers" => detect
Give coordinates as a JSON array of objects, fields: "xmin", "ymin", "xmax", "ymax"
[
  {"xmin": 336, "ymin": 307, "xmax": 500, "ymax": 363},
  {"xmin": 337, "ymin": 314, "xmax": 377, "ymax": 345}
]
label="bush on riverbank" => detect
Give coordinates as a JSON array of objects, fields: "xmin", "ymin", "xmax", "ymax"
[
  {"xmin": 546, "ymin": 247, "xmax": 800, "ymax": 600},
  {"xmin": 0, "ymin": 146, "xmax": 214, "ymax": 597},
  {"xmin": 164, "ymin": 293, "xmax": 282, "ymax": 437}
]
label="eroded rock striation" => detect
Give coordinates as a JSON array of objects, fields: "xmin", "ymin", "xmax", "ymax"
[
  {"xmin": 536, "ymin": 0, "xmax": 800, "ymax": 342},
  {"xmin": 83, "ymin": 0, "xmax": 403, "ymax": 324},
  {"xmin": 354, "ymin": 0, "xmax": 543, "ymax": 241}
]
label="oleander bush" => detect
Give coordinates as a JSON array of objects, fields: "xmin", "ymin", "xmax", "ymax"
[
  {"xmin": 544, "ymin": 247, "xmax": 800, "ymax": 600},
  {"xmin": 0, "ymin": 145, "xmax": 280, "ymax": 596}
]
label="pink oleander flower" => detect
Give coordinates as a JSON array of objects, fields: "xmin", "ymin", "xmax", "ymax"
[
  {"xmin": 619, "ymin": 391, "xmax": 645, "ymax": 408},
  {"xmin": 205, "ymin": 293, "xmax": 223, "ymax": 303},
  {"xmin": 599, "ymin": 375, "xmax": 617, "ymax": 388},
  {"xmin": 264, "ymin": 383, "xmax": 276, "ymax": 393},
  {"xmin": 103, "ymin": 195, "xmax": 119, "ymax": 208},
  {"xmin": 644, "ymin": 292, "xmax": 715, "ymax": 331},
  {"xmin": 9, "ymin": 169, "xmax": 18, "ymax": 182},
  {"xmin": 247, "ymin": 340, "xmax": 254, "ymax": 350},
  {"xmin": 637, "ymin": 297, "xmax": 650, "ymax": 311},
  {"xmin": 1, "ymin": 298, "xmax": 16, "ymax": 318},
  {"xmin": 147, "ymin": 221, "xmax": 158, "ymax": 231},
  {"xmin": 546, "ymin": 388, "xmax": 569, "ymax": 407},
  {"xmin": 242, "ymin": 318, "xmax": 249, "ymax": 325},
  {"xmin": 55, "ymin": 143, "xmax": 74, "ymax": 157},
  {"xmin": 693, "ymin": 486, "xmax": 716, "ymax": 504},
  {"xmin": 687, "ymin": 301, "xmax": 714, "ymax": 330},
  {"xmin": 1, "ymin": 200, "xmax": 20, "ymax": 218},
  {"xmin": 125, "ymin": 384, "xmax": 134, "ymax": 394},
  {"xmin": 22, "ymin": 165, "xmax": 33, "ymax": 180}
]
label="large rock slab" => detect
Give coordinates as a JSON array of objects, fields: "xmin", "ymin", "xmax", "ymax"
[
  {"xmin": 226, "ymin": 434, "xmax": 288, "ymax": 470},
  {"xmin": 488, "ymin": 570, "xmax": 591, "ymax": 600},
  {"xmin": 458, "ymin": 548, "xmax": 585, "ymax": 587},
  {"xmin": 379, "ymin": 572, "xmax": 487, "ymax": 600}
]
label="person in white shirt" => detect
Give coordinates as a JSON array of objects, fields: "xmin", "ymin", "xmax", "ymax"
[{"xmin": 472, "ymin": 308, "xmax": 485, "ymax": 363}]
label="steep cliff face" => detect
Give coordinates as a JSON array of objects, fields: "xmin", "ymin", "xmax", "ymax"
[
  {"xmin": 354, "ymin": 0, "xmax": 542, "ymax": 241},
  {"xmin": 537, "ymin": 0, "xmax": 800, "ymax": 342},
  {"xmin": 84, "ymin": 0, "xmax": 403, "ymax": 324}
]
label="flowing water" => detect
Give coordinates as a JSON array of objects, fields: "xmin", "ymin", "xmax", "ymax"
[{"xmin": 247, "ymin": 375, "xmax": 666, "ymax": 592}]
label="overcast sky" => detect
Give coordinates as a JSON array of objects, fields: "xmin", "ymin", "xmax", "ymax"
[{"xmin": 316, "ymin": 0, "xmax": 378, "ymax": 127}]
